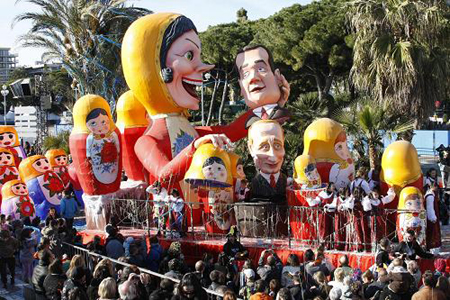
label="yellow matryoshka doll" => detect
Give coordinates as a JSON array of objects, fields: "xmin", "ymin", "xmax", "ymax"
[
  {"xmin": 0, "ymin": 147, "xmax": 20, "ymax": 207},
  {"xmin": 45, "ymin": 149, "xmax": 70, "ymax": 190},
  {"xmin": 0, "ymin": 126, "xmax": 26, "ymax": 167},
  {"xmin": 19, "ymin": 155, "xmax": 64, "ymax": 220},
  {"xmin": 293, "ymin": 154, "xmax": 322, "ymax": 190},
  {"xmin": 302, "ymin": 118, "xmax": 354, "ymax": 189},
  {"xmin": 116, "ymin": 90, "xmax": 149, "ymax": 182},
  {"xmin": 397, "ymin": 187, "xmax": 427, "ymax": 245},
  {"xmin": 185, "ymin": 144, "xmax": 234, "ymax": 232},
  {"xmin": 1, "ymin": 179, "xmax": 35, "ymax": 220}
]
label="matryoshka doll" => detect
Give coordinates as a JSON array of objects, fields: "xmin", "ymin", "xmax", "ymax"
[
  {"xmin": 1, "ymin": 180, "xmax": 35, "ymax": 220},
  {"xmin": 0, "ymin": 126, "xmax": 26, "ymax": 167},
  {"xmin": 185, "ymin": 144, "xmax": 234, "ymax": 233},
  {"xmin": 45, "ymin": 149, "xmax": 70, "ymax": 190},
  {"xmin": 19, "ymin": 155, "xmax": 64, "ymax": 219},
  {"xmin": 302, "ymin": 118, "xmax": 355, "ymax": 189},
  {"xmin": 0, "ymin": 147, "xmax": 19, "ymax": 208},
  {"xmin": 229, "ymin": 152, "xmax": 247, "ymax": 201},
  {"xmin": 293, "ymin": 154, "xmax": 322, "ymax": 190},
  {"xmin": 381, "ymin": 141, "xmax": 422, "ymax": 234},
  {"xmin": 397, "ymin": 187, "xmax": 426, "ymax": 246},
  {"xmin": 70, "ymin": 94, "xmax": 122, "ymax": 229},
  {"xmin": 116, "ymin": 90, "xmax": 150, "ymax": 182}
]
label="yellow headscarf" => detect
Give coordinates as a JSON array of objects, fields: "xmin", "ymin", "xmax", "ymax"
[
  {"xmin": 72, "ymin": 94, "xmax": 116, "ymax": 135},
  {"xmin": 0, "ymin": 126, "xmax": 20, "ymax": 147},
  {"xmin": 19, "ymin": 155, "xmax": 49, "ymax": 182},
  {"xmin": 122, "ymin": 13, "xmax": 186, "ymax": 116},
  {"xmin": 2, "ymin": 179, "xmax": 25, "ymax": 200},
  {"xmin": 116, "ymin": 90, "xmax": 149, "ymax": 129},
  {"xmin": 45, "ymin": 149, "xmax": 67, "ymax": 167}
]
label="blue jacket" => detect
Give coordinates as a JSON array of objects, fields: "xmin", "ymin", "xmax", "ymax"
[{"xmin": 60, "ymin": 197, "xmax": 78, "ymax": 219}]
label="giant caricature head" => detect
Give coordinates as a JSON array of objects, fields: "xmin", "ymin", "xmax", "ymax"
[
  {"xmin": 248, "ymin": 120, "xmax": 285, "ymax": 174},
  {"xmin": 235, "ymin": 45, "xmax": 281, "ymax": 109},
  {"xmin": 122, "ymin": 13, "xmax": 214, "ymax": 116}
]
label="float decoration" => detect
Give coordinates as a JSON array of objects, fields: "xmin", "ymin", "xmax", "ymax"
[
  {"xmin": 0, "ymin": 126, "xmax": 27, "ymax": 167},
  {"xmin": 397, "ymin": 186, "xmax": 426, "ymax": 245},
  {"xmin": 1, "ymin": 180, "xmax": 35, "ymax": 220},
  {"xmin": 69, "ymin": 94, "xmax": 122, "ymax": 229},
  {"xmin": 45, "ymin": 149, "xmax": 70, "ymax": 190},
  {"xmin": 293, "ymin": 154, "xmax": 323, "ymax": 190},
  {"xmin": 0, "ymin": 147, "xmax": 20, "ymax": 209},
  {"xmin": 18, "ymin": 155, "xmax": 64, "ymax": 219}
]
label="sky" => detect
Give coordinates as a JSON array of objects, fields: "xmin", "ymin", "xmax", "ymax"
[{"xmin": 0, "ymin": 0, "xmax": 311, "ymax": 67}]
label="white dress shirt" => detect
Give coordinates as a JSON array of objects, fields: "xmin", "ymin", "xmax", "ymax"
[{"xmin": 252, "ymin": 104, "xmax": 277, "ymax": 119}]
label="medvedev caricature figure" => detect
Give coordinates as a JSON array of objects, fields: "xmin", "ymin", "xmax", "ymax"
[
  {"xmin": 247, "ymin": 120, "xmax": 287, "ymax": 203},
  {"xmin": 235, "ymin": 45, "xmax": 290, "ymax": 128}
]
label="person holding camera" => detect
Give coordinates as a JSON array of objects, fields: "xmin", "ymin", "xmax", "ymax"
[{"xmin": 394, "ymin": 230, "xmax": 434, "ymax": 261}]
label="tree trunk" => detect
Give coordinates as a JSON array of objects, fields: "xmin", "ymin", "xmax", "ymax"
[
  {"xmin": 218, "ymin": 76, "xmax": 228, "ymax": 125},
  {"xmin": 206, "ymin": 79, "xmax": 219, "ymax": 126},
  {"xmin": 368, "ymin": 142, "xmax": 377, "ymax": 170}
]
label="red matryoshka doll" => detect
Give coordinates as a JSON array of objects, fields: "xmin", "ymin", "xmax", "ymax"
[
  {"xmin": 116, "ymin": 90, "xmax": 150, "ymax": 182},
  {"xmin": 1, "ymin": 180, "xmax": 35, "ymax": 220},
  {"xmin": 45, "ymin": 149, "xmax": 70, "ymax": 189},
  {"xmin": 19, "ymin": 155, "xmax": 64, "ymax": 220},
  {"xmin": 0, "ymin": 126, "xmax": 26, "ymax": 167},
  {"xmin": 0, "ymin": 147, "xmax": 19, "ymax": 207}
]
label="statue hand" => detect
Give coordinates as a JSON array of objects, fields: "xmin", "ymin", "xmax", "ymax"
[{"xmin": 275, "ymin": 69, "xmax": 290, "ymax": 107}]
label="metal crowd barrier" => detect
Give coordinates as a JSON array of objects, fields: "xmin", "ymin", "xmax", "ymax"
[{"xmin": 62, "ymin": 242, "xmax": 239, "ymax": 300}]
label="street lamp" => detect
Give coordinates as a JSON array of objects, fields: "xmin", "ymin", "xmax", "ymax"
[{"xmin": 1, "ymin": 85, "xmax": 9, "ymax": 125}]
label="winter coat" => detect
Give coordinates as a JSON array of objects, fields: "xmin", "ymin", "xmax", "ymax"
[
  {"xmin": 43, "ymin": 273, "xmax": 67, "ymax": 300},
  {"xmin": 32, "ymin": 262, "xmax": 49, "ymax": 294}
]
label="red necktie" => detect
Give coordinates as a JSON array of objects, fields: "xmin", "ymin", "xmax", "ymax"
[
  {"xmin": 261, "ymin": 107, "xmax": 269, "ymax": 120},
  {"xmin": 270, "ymin": 174, "xmax": 276, "ymax": 188}
]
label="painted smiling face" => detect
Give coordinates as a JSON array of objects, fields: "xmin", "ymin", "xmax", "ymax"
[
  {"xmin": 86, "ymin": 113, "xmax": 110, "ymax": 136},
  {"xmin": 32, "ymin": 158, "xmax": 51, "ymax": 173},
  {"xmin": 404, "ymin": 195, "xmax": 423, "ymax": 212},
  {"xmin": 236, "ymin": 47, "xmax": 281, "ymax": 109},
  {"xmin": 304, "ymin": 163, "xmax": 320, "ymax": 181},
  {"xmin": 12, "ymin": 183, "xmax": 28, "ymax": 196},
  {"xmin": 0, "ymin": 151, "xmax": 13, "ymax": 166},
  {"xmin": 202, "ymin": 158, "xmax": 228, "ymax": 183},
  {"xmin": 236, "ymin": 164, "xmax": 246, "ymax": 179},
  {"xmin": 0, "ymin": 132, "xmax": 16, "ymax": 147},
  {"xmin": 55, "ymin": 155, "xmax": 68, "ymax": 166},
  {"xmin": 165, "ymin": 30, "xmax": 214, "ymax": 110}
]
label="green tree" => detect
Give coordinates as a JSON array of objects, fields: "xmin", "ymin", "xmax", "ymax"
[
  {"xmin": 14, "ymin": 0, "xmax": 151, "ymax": 104},
  {"xmin": 42, "ymin": 130, "xmax": 70, "ymax": 154},
  {"xmin": 348, "ymin": 0, "xmax": 449, "ymax": 122},
  {"xmin": 253, "ymin": 0, "xmax": 353, "ymax": 101}
]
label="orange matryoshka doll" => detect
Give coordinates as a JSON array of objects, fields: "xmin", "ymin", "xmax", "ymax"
[
  {"xmin": 1, "ymin": 180, "xmax": 35, "ymax": 220},
  {"xmin": 69, "ymin": 94, "xmax": 122, "ymax": 196},
  {"xmin": 116, "ymin": 90, "xmax": 150, "ymax": 182},
  {"xmin": 303, "ymin": 118, "xmax": 355, "ymax": 189},
  {"xmin": 0, "ymin": 147, "xmax": 20, "ymax": 207},
  {"xmin": 19, "ymin": 155, "xmax": 64, "ymax": 219},
  {"xmin": 45, "ymin": 149, "xmax": 70, "ymax": 190},
  {"xmin": 0, "ymin": 126, "xmax": 26, "ymax": 167}
]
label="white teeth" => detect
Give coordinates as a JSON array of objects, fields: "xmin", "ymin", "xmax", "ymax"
[{"xmin": 182, "ymin": 78, "xmax": 202, "ymax": 86}]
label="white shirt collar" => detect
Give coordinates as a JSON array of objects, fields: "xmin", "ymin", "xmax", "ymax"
[
  {"xmin": 252, "ymin": 104, "xmax": 277, "ymax": 119},
  {"xmin": 260, "ymin": 171, "xmax": 280, "ymax": 184}
]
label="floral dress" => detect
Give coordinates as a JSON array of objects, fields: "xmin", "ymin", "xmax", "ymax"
[{"xmin": 86, "ymin": 132, "xmax": 120, "ymax": 185}]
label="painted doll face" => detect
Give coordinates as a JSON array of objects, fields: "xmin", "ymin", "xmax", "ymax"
[
  {"xmin": 304, "ymin": 163, "xmax": 320, "ymax": 181},
  {"xmin": 165, "ymin": 30, "xmax": 214, "ymax": 110},
  {"xmin": 236, "ymin": 47, "xmax": 281, "ymax": 109},
  {"xmin": 32, "ymin": 158, "xmax": 51, "ymax": 173},
  {"xmin": 86, "ymin": 114, "xmax": 110, "ymax": 135},
  {"xmin": 12, "ymin": 183, "xmax": 28, "ymax": 196},
  {"xmin": 0, "ymin": 132, "xmax": 16, "ymax": 147},
  {"xmin": 334, "ymin": 141, "xmax": 351, "ymax": 161},
  {"xmin": 55, "ymin": 155, "xmax": 68, "ymax": 166},
  {"xmin": 0, "ymin": 152, "xmax": 13, "ymax": 166},
  {"xmin": 202, "ymin": 161, "xmax": 227, "ymax": 183},
  {"xmin": 404, "ymin": 195, "xmax": 423, "ymax": 211},
  {"xmin": 236, "ymin": 164, "xmax": 246, "ymax": 179}
]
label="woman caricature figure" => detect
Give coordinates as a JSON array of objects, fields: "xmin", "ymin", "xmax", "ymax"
[
  {"xmin": 229, "ymin": 152, "xmax": 246, "ymax": 201},
  {"xmin": 397, "ymin": 187, "xmax": 427, "ymax": 246},
  {"xmin": 1, "ymin": 180, "xmax": 35, "ymax": 220},
  {"xmin": 0, "ymin": 126, "xmax": 26, "ymax": 167},
  {"xmin": 45, "ymin": 149, "xmax": 70, "ymax": 190},
  {"xmin": 0, "ymin": 147, "xmax": 19, "ymax": 207},
  {"xmin": 18, "ymin": 155, "xmax": 64, "ymax": 220},
  {"xmin": 303, "ymin": 118, "xmax": 355, "ymax": 189},
  {"xmin": 85, "ymin": 108, "xmax": 120, "ymax": 185}
]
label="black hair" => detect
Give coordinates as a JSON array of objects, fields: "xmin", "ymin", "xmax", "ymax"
[
  {"xmin": 304, "ymin": 249, "xmax": 315, "ymax": 261},
  {"xmin": 178, "ymin": 273, "xmax": 203, "ymax": 296},
  {"xmin": 86, "ymin": 108, "xmax": 108, "ymax": 123},
  {"xmin": 326, "ymin": 182, "xmax": 335, "ymax": 192},
  {"xmin": 202, "ymin": 156, "xmax": 225, "ymax": 169},
  {"xmin": 254, "ymin": 279, "xmax": 268, "ymax": 293},
  {"xmin": 234, "ymin": 44, "xmax": 276, "ymax": 78},
  {"xmin": 160, "ymin": 16, "xmax": 197, "ymax": 83},
  {"xmin": 20, "ymin": 227, "xmax": 33, "ymax": 240},
  {"xmin": 49, "ymin": 259, "xmax": 64, "ymax": 274},
  {"xmin": 171, "ymin": 188, "xmax": 180, "ymax": 197},
  {"xmin": 22, "ymin": 216, "xmax": 31, "ymax": 226},
  {"xmin": 423, "ymin": 270, "xmax": 436, "ymax": 287}
]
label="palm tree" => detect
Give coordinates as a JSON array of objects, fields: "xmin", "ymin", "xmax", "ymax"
[
  {"xmin": 334, "ymin": 99, "xmax": 415, "ymax": 169},
  {"xmin": 347, "ymin": 0, "xmax": 449, "ymax": 122},
  {"xmin": 14, "ymin": 0, "xmax": 151, "ymax": 103}
]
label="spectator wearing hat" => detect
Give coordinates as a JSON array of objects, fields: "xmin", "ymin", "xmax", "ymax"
[{"xmin": 223, "ymin": 226, "xmax": 248, "ymax": 261}]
